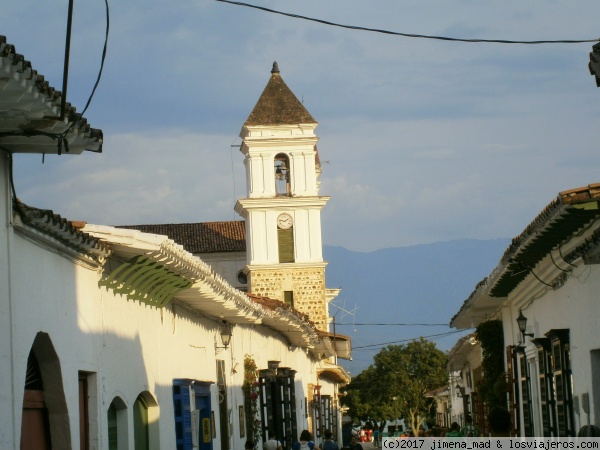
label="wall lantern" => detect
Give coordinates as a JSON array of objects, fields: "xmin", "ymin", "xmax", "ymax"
[
  {"xmin": 455, "ymin": 383, "xmax": 463, "ymax": 398},
  {"xmin": 516, "ymin": 309, "xmax": 535, "ymax": 342},
  {"xmin": 216, "ymin": 321, "xmax": 233, "ymax": 350}
]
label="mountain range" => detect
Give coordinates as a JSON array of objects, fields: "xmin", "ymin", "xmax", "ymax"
[{"xmin": 322, "ymin": 238, "xmax": 510, "ymax": 376}]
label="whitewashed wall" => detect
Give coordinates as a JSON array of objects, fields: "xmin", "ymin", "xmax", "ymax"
[
  {"xmin": 1, "ymin": 212, "xmax": 328, "ymax": 450},
  {"xmin": 501, "ymin": 263, "xmax": 600, "ymax": 434}
]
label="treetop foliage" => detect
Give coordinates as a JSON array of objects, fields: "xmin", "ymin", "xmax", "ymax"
[{"xmin": 341, "ymin": 338, "xmax": 448, "ymax": 424}]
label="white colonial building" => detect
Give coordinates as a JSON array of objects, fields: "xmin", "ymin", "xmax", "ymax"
[
  {"xmin": 451, "ymin": 184, "xmax": 600, "ymax": 437},
  {"xmin": 1, "ymin": 35, "xmax": 350, "ymax": 450}
]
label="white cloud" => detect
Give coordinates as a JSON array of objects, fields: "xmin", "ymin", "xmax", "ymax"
[{"xmin": 6, "ymin": 0, "xmax": 600, "ymax": 252}]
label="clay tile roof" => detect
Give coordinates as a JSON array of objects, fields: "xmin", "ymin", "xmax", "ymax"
[
  {"xmin": 0, "ymin": 35, "xmax": 103, "ymax": 154},
  {"xmin": 244, "ymin": 62, "xmax": 316, "ymax": 126},
  {"xmin": 116, "ymin": 221, "xmax": 246, "ymax": 253},
  {"xmin": 249, "ymin": 294, "xmax": 312, "ymax": 322},
  {"xmin": 13, "ymin": 200, "xmax": 110, "ymax": 260}
]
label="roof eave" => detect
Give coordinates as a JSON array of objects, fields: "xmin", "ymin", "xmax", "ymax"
[
  {"xmin": 0, "ymin": 36, "xmax": 102, "ymax": 155},
  {"xmin": 451, "ymin": 184, "xmax": 600, "ymax": 329}
]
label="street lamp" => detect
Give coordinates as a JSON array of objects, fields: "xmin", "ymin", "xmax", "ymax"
[
  {"xmin": 215, "ymin": 321, "xmax": 233, "ymax": 350},
  {"xmin": 516, "ymin": 310, "xmax": 534, "ymax": 343},
  {"xmin": 515, "ymin": 310, "xmax": 535, "ymax": 436}
]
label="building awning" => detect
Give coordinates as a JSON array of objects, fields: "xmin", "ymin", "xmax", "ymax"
[
  {"xmin": 318, "ymin": 365, "xmax": 351, "ymax": 385},
  {"xmin": 451, "ymin": 184, "xmax": 600, "ymax": 329}
]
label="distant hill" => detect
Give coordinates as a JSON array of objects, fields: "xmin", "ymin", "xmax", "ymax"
[{"xmin": 323, "ymin": 238, "xmax": 510, "ymax": 376}]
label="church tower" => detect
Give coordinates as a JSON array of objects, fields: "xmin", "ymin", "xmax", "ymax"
[{"xmin": 235, "ymin": 62, "xmax": 333, "ymax": 331}]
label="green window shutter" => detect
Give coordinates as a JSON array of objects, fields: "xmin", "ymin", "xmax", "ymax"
[
  {"xmin": 283, "ymin": 291, "xmax": 294, "ymax": 307},
  {"xmin": 278, "ymin": 229, "xmax": 294, "ymax": 263}
]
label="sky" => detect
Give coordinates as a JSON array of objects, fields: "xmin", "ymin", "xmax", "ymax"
[{"xmin": 5, "ymin": 0, "xmax": 600, "ymax": 254}]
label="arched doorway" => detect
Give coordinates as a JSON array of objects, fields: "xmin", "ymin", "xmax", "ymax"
[
  {"xmin": 134, "ymin": 391, "xmax": 160, "ymax": 450},
  {"xmin": 20, "ymin": 332, "xmax": 70, "ymax": 449},
  {"xmin": 108, "ymin": 396, "xmax": 128, "ymax": 450}
]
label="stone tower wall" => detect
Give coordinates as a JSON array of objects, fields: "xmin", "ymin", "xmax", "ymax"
[{"xmin": 249, "ymin": 267, "xmax": 328, "ymax": 330}]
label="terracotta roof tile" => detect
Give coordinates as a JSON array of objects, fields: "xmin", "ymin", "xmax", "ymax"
[
  {"xmin": 249, "ymin": 293, "xmax": 313, "ymax": 324},
  {"xmin": 117, "ymin": 221, "xmax": 246, "ymax": 253},
  {"xmin": 0, "ymin": 35, "xmax": 103, "ymax": 154},
  {"xmin": 13, "ymin": 200, "xmax": 110, "ymax": 260}
]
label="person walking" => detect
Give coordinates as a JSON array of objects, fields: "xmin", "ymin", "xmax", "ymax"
[
  {"xmin": 350, "ymin": 436, "xmax": 363, "ymax": 450},
  {"xmin": 578, "ymin": 425, "xmax": 600, "ymax": 437},
  {"xmin": 488, "ymin": 407, "xmax": 511, "ymax": 437},
  {"xmin": 372, "ymin": 427, "xmax": 380, "ymax": 448},
  {"xmin": 445, "ymin": 422, "xmax": 461, "ymax": 437},
  {"xmin": 293, "ymin": 430, "xmax": 320, "ymax": 450},
  {"xmin": 322, "ymin": 430, "xmax": 339, "ymax": 450},
  {"xmin": 264, "ymin": 432, "xmax": 283, "ymax": 450},
  {"xmin": 459, "ymin": 415, "xmax": 480, "ymax": 437}
]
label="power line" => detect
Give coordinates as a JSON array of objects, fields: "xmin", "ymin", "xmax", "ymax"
[
  {"xmin": 336, "ymin": 322, "xmax": 449, "ymax": 326},
  {"xmin": 352, "ymin": 329, "xmax": 467, "ymax": 350},
  {"xmin": 214, "ymin": 0, "xmax": 598, "ymax": 45}
]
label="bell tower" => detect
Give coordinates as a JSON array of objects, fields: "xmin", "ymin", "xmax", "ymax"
[{"xmin": 235, "ymin": 62, "xmax": 332, "ymax": 330}]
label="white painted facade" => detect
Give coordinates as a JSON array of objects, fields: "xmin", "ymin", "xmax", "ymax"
[
  {"xmin": 235, "ymin": 199, "xmax": 328, "ymax": 266},
  {"xmin": 451, "ymin": 185, "xmax": 600, "ymax": 437},
  {"xmin": 446, "ymin": 335, "xmax": 482, "ymax": 430},
  {"xmin": 498, "ymin": 269, "xmax": 600, "ymax": 435},
  {"xmin": 199, "ymin": 251, "xmax": 248, "ymax": 290},
  {"xmin": 1, "ymin": 45, "xmax": 349, "ymax": 450},
  {"xmin": 1, "ymin": 157, "xmax": 347, "ymax": 450}
]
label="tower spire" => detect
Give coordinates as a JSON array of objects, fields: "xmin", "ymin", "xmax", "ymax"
[{"xmin": 271, "ymin": 61, "xmax": 280, "ymax": 74}]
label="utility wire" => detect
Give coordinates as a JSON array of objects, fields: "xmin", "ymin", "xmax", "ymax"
[
  {"xmin": 61, "ymin": 0, "xmax": 109, "ymax": 138},
  {"xmin": 336, "ymin": 322, "xmax": 449, "ymax": 326},
  {"xmin": 215, "ymin": 0, "xmax": 599, "ymax": 45},
  {"xmin": 352, "ymin": 329, "xmax": 467, "ymax": 350}
]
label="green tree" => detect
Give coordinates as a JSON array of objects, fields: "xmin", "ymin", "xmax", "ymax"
[
  {"xmin": 475, "ymin": 320, "xmax": 505, "ymax": 406},
  {"xmin": 342, "ymin": 339, "xmax": 447, "ymax": 432}
]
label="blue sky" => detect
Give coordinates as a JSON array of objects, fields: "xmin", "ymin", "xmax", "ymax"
[{"xmin": 6, "ymin": 0, "xmax": 600, "ymax": 252}]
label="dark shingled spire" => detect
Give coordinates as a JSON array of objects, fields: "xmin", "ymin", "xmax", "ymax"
[{"xmin": 244, "ymin": 62, "xmax": 316, "ymax": 126}]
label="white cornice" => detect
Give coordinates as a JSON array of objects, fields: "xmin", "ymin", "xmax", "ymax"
[
  {"xmin": 246, "ymin": 262, "xmax": 328, "ymax": 271},
  {"xmin": 235, "ymin": 196, "xmax": 330, "ymax": 214}
]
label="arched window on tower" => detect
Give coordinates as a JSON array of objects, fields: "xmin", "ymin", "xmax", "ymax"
[{"xmin": 274, "ymin": 153, "xmax": 291, "ymax": 196}]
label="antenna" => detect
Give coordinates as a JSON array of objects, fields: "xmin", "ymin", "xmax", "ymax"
[
  {"xmin": 330, "ymin": 299, "xmax": 358, "ymax": 331},
  {"xmin": 229, "ymin": 138, "xmax": 242, "ymax": 221}
]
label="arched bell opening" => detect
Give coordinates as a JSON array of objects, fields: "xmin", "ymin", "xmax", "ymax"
[{"xmin": 274, "ymin": 153, "xmax": 291, "ymax": 197}]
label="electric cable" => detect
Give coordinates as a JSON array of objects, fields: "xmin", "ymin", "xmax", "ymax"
[
  {"xmin": 0, "ymin": 0, "xmax": 111, "ymax": 155},
  {"xmin": 336, "ymin": 322, "xmax": 450, "ymax": 326},
  {"xmin": 214, "ymin": 0, "xmax": 599, "ymax": 45},
  {"xmin": 352, "ymin": 328, "xmax": 467, "ymax": 350},
  {"xmin": 60, "ymin": 0, "xmax": 110, "ymax": 139}
]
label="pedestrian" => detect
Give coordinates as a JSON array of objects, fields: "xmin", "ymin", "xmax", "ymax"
[
  {"xmin": 459, "ymin": 415, "xmax": 480, "ymax": 437},
  {"xmin": 293, "ymin": 430, "xmax": 320, "ymax": 450},
  {"xmin": 372, "ymin": 427, "xmax": 380, "ymax": 447},
  {"xmin": 488, "ymin": 406, "xmax": 511, "ymax": 437},
  {"xmin": 578, "ymin": 425, "xmax": 600, "ymax": 437},
  {"xmin": 350, "ymin": 436, "xmax": 363, "ymax": 450},
  {"xmin": 445, "ymin": 422, "xmax": 461, "ymax": 437},
  {"xmin": 264, "ymin": 431, "xmax": 283, "ymax": 450},
  {"xmin": 322, "ymin": 430, "xmax": 339, "ymax": 450}
]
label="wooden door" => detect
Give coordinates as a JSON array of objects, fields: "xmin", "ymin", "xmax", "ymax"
[{"xmin": 21, "ymin": 389, "xmax": 51, "ymax": 449}]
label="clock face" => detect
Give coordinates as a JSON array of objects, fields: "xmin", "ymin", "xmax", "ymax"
[{"xmin": 277, "ymin": 213, "xmax": 293, "ymax": 229}]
